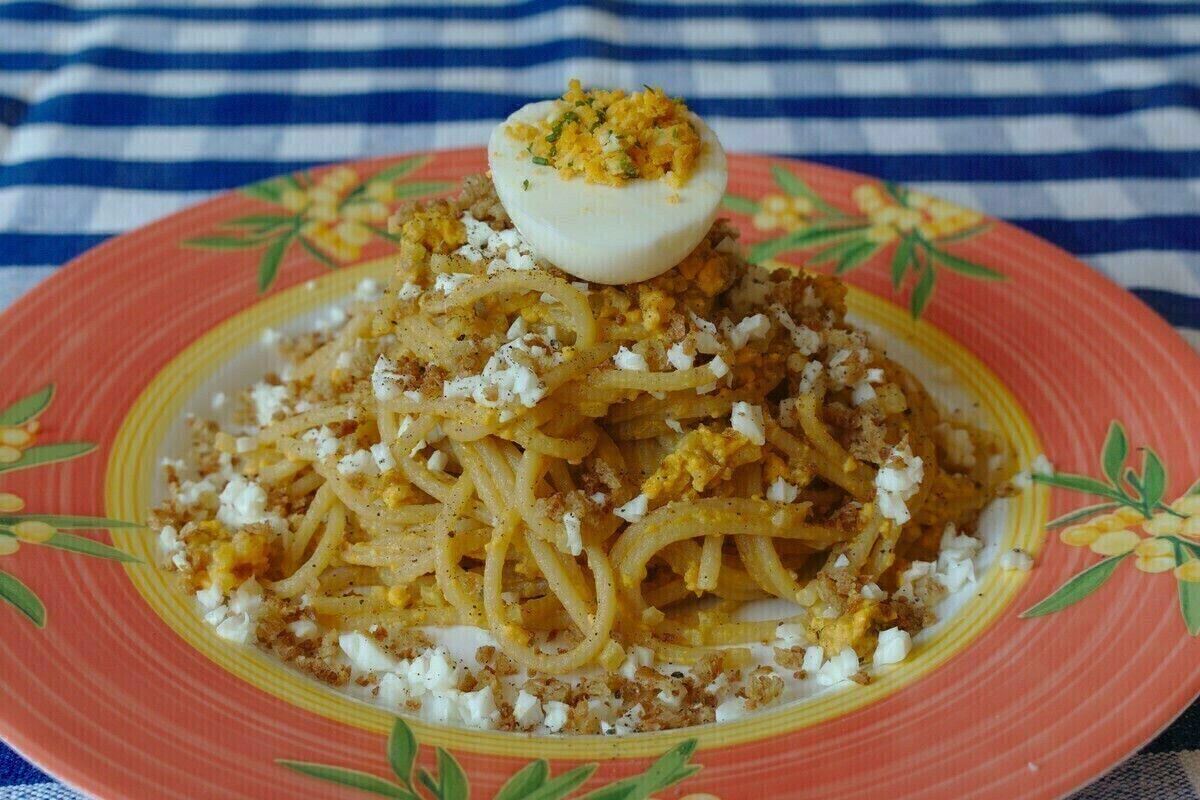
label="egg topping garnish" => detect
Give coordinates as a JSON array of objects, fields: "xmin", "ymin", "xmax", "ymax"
[{"xmin": 488, "ymin": 81, "xmax": 728, "ymax": 285}]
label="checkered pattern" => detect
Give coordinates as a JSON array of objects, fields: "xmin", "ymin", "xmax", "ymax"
[{"xmin": 1, "ymin": 1, "xmax": 1199, "ymax": 797}]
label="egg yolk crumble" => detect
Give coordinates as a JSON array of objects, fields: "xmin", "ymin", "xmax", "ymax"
[{"xmin": 507, "ymin": 79, "xmax": 702, "ymax": 188}]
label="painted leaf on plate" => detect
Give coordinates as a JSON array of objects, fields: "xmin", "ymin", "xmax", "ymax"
[
  {"xmin": 39, "ymin": 533, "xmax": 141, "ymax": 563},
  {"xmin": 277, "ymin": 762, "xmax": 414, "ymax": 799},
  {"xmin": 1045, "ymin": 503, "xmax": 1121, "ymax": 529},
  {"xmin": 1021, "ymin": 554, "xmax": 1129, "ymax": 618},
  {"xmin": 1174, "ymin": 541, "xmax": 1200, "ymax": 637},
  {"xmin": 492, "ymin": 761, "xmax": 550, "ymax": 800},
  {"xmin": 1101, "ymin": 422, "xmax": 1129, "ymax": 487},
  {"xmin": 520, "ymin": 765, "xmax": 597, "ymax": 800},
  {"xmin": 0, "ymin": 570, "xmax": 46, "ymax": 627},
  {"xmin": 387, "ymin": 714, "xmax": 418, "ymax": 787},
  {"xmin": 0, "ymin": 443, "xmax": 95, "ymax": 475},
  {"xmin": 928, "ymin": 249, "xmax": 1005, "ymax": 281},
  {"xmin": 0, "ymin": 385, "xmax": 54, "ymax": 426},
  {"xmin": 721, "ymin": 193, "xmax": 759, "ymax": 215}
]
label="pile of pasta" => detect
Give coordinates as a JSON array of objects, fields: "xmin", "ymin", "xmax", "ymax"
[{"xmin": 158, "ymin": 176, "xmax": 1010, "ymax": 690}]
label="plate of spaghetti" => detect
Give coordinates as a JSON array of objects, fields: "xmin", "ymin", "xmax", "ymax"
[{"xmin": 1, "ymin": 84, "xmax": 1199, "ymax": 800}]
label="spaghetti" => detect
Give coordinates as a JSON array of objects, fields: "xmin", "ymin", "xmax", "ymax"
[{"xmin": 153, "ymin": 175, "xmax": 1011, "ymax": 733}]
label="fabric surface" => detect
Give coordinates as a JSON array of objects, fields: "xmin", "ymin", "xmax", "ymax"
[{"xmin": 1, "ymin": 1, "xmax": 1199, "ymax": 797}]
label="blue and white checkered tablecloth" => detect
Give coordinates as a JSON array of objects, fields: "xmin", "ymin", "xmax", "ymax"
[{"xmin": 2, "ymin": 1, "xmax": 1200, "ymax": 797}]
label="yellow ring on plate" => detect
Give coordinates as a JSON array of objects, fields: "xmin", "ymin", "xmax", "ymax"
[{"xmin": 108, "ymin": 258, "xmax": 1046, "ymax": 758}]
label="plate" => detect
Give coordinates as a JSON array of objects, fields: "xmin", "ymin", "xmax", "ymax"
[{"xmin": 1, "ymin": 149, "xmax": 1198, "ymax": 800}]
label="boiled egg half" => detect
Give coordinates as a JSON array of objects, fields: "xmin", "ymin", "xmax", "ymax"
[{"xmin": 489, "ymin": 99, "xmax": 728, "ymax": 285}]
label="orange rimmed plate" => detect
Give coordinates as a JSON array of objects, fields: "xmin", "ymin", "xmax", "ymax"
[{"xmin": 0, "ymin": 149, "xmax": 1198, "ymax": 800}]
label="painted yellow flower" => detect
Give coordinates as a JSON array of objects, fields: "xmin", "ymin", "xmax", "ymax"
[
  {"xmin": 1056, "ymin": 494, "xmax": 1199, "ymax": 575},
  {"xmin": 1176, "ymin": 559, "xmax": 1200, "ymax": 583},
  {"xmin": 0, "ymin": 489, "xmax": 28, "ymax": 556},
  {"xmin": 1060, "ymin": 507, "xmax": 1144, "ymax": 547},
  {"xmin": 12, "ymin": 520, "xmax": 55, "ymax": 544},
  {"xmin": 1090, "ymin": 530, "xmax": 1141, "ymax": 556},
  {"xmin": 1134, "ymin": 537, "xmax": 1176, "ymax": 573},
  {"xmin": 366, "ymin": 181, "xmax": 397, "ymax": 203},
  {"xmin": 852, "ymin": 184, "xmax": 982, "ymax": 243},
  {"xmin": 266, "ymin": 166, "xmax": 398, "ymax": 263},
  {"xmin": 753, "ymin": 192, "xmax": 811, "ymax": 232},
  {"xmin": 0, "ymin": 421, "xmax": 38, "ymax": 465}
]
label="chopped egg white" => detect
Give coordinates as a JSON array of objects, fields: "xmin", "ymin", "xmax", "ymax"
[
  {"xmin": 289, "ymin": 619, "xmax": 319, "ymax": 640},
  {"xmin": 802, "ymin": 646, "xmax": 825, "ymax": 674},
  {"xmin": 614, "ymin": 493, "xmax": 649, "ymax": 523},
  {"xmin": 613, "ymin": 347, "xmax": 649, "ymax": 372},
  {"xmin": 434, "ymin": 272, "xmax": 473, "ymax": 295},
  {"xmin": 815, "ymin": 647, "xmax": 860, "ymax": 686},
  {"xmin": 195, "ymin": 583, "xmax": 224, "ymax": 611},
  {"xmin": 303, "ymin": 425, "xmax": 341, "ymax": 460},
  {"xmin": 228, "ymin": 578, "xmax": 263, "ymax": 617},
  {"xmin": 873, "ymin": 628, "xmax": 912, "ymax": 665},
  {"xmin": 370, "ymin": 443, "xmax": 397, "ymax": 473},
  {"xmin": 488, "ymin": 100, "xmax": 728, "ymax": 284},
  {"xmin": 443, "ymin": 338, "xmax": 547, "ymax": 409},
  {"xmin": 875, "ymin": 441, "xmax": 925, "ymax": 524},
  {"xmin": 618, "ymin": 644, "xmax": 654, "ymax": 680},
  {"xmin": 216, "ymin": 476, "xmax": 283, "ymax": 532},
  {"xmin": 666, "ymin": 341, "xmax": 695, "ymax": 371},
  {"xmin": 372, "ymin": 355, "xmax": 406, "ymax": 401},
  {"xmin": 775, "ymin": 622, "xmax": 807, "ymax": 645},
  {"xmin": 513, "ymin": 690, "xmax": 545, "ymax": 728},
  {"xmin": 249, "ymin": 382, "xmax": 289, "ymax": 427},
  {"xmin": 543, "ymin": 700, "xmax": 571, "ymax": 733},
  {"xmin": 355, "ymin": 278, "xmax": 383, "ymax": 301},
  {"xmin": 999, "ymin": 548, "xmax": 1035, "ymax": 572},
  {"xmin": 378, "ymin": 673, "xmax": 413, "ymax": 708},
  {"xmin": 339, "ymin": 632, "xmax": 398, "ymax": 674},
  {"xmin": 729, "ymin": 313, "xmax": 770, "ymax": 349},
  {"xmin": 715, "ymin": 696, "xmax": 749, "ymax": 723},
  {"xmin": 337, "ymin": 449, "xmax": 379, "ymax": 477},
  {"xmin": 767, "ymin": 477, "xmax": 799, "ymax": 504},
  {"xmin": 458, "ymin": 686, "xmax": 500, "ymax": 729},
  {"xmin": 861, "ymin": 582, "xmax": 887, "ymax": 601},
  {"xmin": 731, "ymin": 402, "xmax": 766, "ymax": 445},
  {"xmin": 214, "ymin": 613, "xmax": 255, "ymax": 644},
  {"xmin": 562, "ymin": 511, "xmax": 583, "ymax": 557}
]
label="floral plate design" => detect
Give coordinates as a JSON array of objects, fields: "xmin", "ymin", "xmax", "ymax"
[{"xmin": 0, "ymin": 149, "xmax": 1198, "ymax": 800}]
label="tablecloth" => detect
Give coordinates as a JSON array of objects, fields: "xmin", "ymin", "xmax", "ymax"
[{"xmin": 1, "ymin": 1, "xmax": 1199, "ymax": 798}]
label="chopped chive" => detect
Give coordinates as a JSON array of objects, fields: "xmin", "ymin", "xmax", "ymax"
[
  {"xmin": 522, "ymin": 179, "xmax": 529, "ymax": 190},
  {"xmin": 532, "ymin": 156, "xmax": 551, "ymax": 166},
  {"xmin": 562, "ymin": 111, "xmax": 579, "ymax": 123}
]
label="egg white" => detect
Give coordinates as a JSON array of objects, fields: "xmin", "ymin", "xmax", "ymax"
[{"xmin": 488, "ymin": 100, "xmax": 728, "ymax": 285}]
